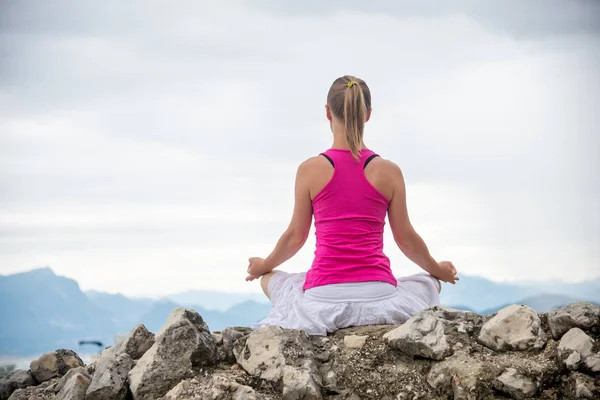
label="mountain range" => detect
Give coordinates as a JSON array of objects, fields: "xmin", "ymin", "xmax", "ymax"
[{"xmin": 1, "ymin": 267, "xmax": 599, "ymax": 355}]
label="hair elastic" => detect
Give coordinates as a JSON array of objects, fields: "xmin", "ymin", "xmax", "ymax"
[{"xmin": 347, "ymin": 81, "xmax": 358, "ymax": 88}]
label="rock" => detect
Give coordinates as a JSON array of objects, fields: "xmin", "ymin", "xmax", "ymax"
[
  {"xmin": 311, "ymin": 336, "xmax": 330, "ymax": 347},
  {"xmin": 384, "ymin": 313, "xmax": 451, "ymax": 360},
  {"xmin": 565, "ymin": 372, "xmax": 600, "ymax": 399},
  {"xmin": 7, "ymin": 378, "xmax": 58, "ymax": 400},
  {"xmin": 343, "ymin": 335, "xmax": 368, "ymax": 349},
  {"xmin": 584, "ymin": 354, "xmax": 600, "ymax": 373},
  {"xmin": 212, "ymin": 332, "xmax": 224, "ymax": 345},
  {"xmin": 478, "ymin": 305, "xmax": 547, "ymax": 351},
  {"xmin": 8, "ymin": 301, "xmax": 600, "ymax": 399},
  {"xmin": 53, "ymin": 366, "xmax": 86, "ymax": 392},
  {"xmin": 0, "ymin": 370, "xmax": 36, "ymax": 400},
  {"xmin": 55, "ymin": 368, "xmax": 91, "ymax": 400},
  {"xmin": 547, "ymin": 302, "xmax": 600, "ymax": 339},
  {"xmin": 427, "ymin": 351, "xmax": 492, "ymax": 399},
  {"xmin": 86, "ymin": 353, "xmax": 133, "ymax": 400},
  {"xmin": 234, "ymin": 325, "xmax": 322, "ymax": 399},
  {"xmin": 283, "ymin": 364, "xmax": 322, "ymax": 400},
  {"xmin": 119, "ymin": 324, "xmax": 155, "ymax": 360},
  {"xmin": 558, "ymin": 327, "xmax": 599, "ymax": 371},
  {"xmin": 220, "ymin": 326, "xmax": 251, "ymax": 364},
  {"xmin": 494, "ymin": 368, "xmax": 537, "ymax": 399},
  {"xmin": 29, "ymin": 349, "xmax": 84, "ymax": 383},
  {"xmin": 314, "ymin": 350, "xmax": 331, "ymax": 363},
  {"xmin": 128, "ymin": 308, "xmax": 217, "ymax": 400},
  {"xmin": 160, "ymin": 372, "xmax": 257, "ymax": 400}
]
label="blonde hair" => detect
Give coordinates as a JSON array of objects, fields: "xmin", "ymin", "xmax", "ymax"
[{"xmin": 326, "ymin": 75, "xmax": 371, "ymax": 160}]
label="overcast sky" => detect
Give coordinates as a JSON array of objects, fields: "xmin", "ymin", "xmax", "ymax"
[{"xmin": 1, "ymin": 0, "xmax": 599, "ymax": 296}]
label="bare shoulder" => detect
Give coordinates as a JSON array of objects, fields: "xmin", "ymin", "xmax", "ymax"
[
  {"xmin": 369, "ymin": 156, "xmax": 403, "ymax": 179},
  {"xmin": 298, "ymin": 155, "xmax": 332, "ymax": 176}
]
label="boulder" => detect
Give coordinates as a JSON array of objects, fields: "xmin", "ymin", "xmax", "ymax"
[
  {"xmin": 494, "ymin": 368, "xmax": 537, "ymax": 399},
  {"xmin": 558, "ymin": 327, "xmax": 600, "ymax": 372},
  {"xmin": 427, "ymin": 351, "xmax": 492, "ymax": 399},
  {"xmin": 564, "ymin": 372, "xmax": 600, "ymax": 399},
  {"xmin": 118, "ymin": 324, "xmax": 155, "ymax": 360},
  {"xmin": 128, "ymin": 308, "xmax": 217, "ymax": 400},
  {"xmin": 7, "ymin": 378, "xmax": 58, "ymax": 400},
  {"xmin": 8, "ymin": 301, "xmax": 600, "ymax": 399},
  {"xmin": 160, "ymin": 372, "xmax": 257, "ymax": 400},
  {"xmin": 478, "ymin": 305, "xmax": 547, "ymax": 351},
  {"xmin": 55, "ymin": 367, "xmax": 92, "ymax": 400},
  {"xmin": 220, "ymin": 326, "xmax": 252, "ymax": 363},
  {"xmin": 234, "ymin": 325, "xmax": 322, "ymax": 400},
  {"xmin": 86, "ymin": 353, "xmax": 133, "ymax": 400},
  {"xmin": 29, "ymin": 349, "xmax": 84, "ymax": 383},
  {"xmin": 547, "ymin": 302, "xmax": 600, "ymax": 339},
  {"xmin": 384, "ymin": 312, "xmax": 451, "ymax": 360},
  {"xmin": 0, "ymin": 370, "xmax": 35, "ymax": 400}
]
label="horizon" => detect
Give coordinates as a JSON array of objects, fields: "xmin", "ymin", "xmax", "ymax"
[
  {"xmin": 1, "ymin": 0, "xmax": 599, "ymax": 296},
  {"xmin": 3, "ymin": 266, "xmax": 600, "ymax": 299}
]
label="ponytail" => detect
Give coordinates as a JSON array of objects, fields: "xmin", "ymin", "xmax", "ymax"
[
  {"xmin": 327, "ymin": 76, "xmax": 371, "ymax": 161},
  {"xmin": 343, "ymin": 81, "xmax": 366, "ymax": 160}
]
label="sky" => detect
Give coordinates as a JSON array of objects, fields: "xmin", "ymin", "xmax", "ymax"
[{"xmin": 1, "ymin": 0, "xmax": 599, "ymax": 296}]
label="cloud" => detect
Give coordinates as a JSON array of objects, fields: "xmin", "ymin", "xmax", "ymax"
[{"xmin": 0, "ymin": 0, "xmax": 599, "ymax": 295}]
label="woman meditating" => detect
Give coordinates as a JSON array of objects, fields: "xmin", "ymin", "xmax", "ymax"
[{"xmin": 246, "ymin": 75, "xmax": 459, "ymax": 336}]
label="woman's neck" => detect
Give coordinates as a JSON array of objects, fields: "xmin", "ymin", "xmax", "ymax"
[
  {"xmin": 331, "ymin": 121, "xmax": 367, "ymax": 150},
  {"xmin": 331, "ymin": 132, "xmax": 366, "ymax": 150}
]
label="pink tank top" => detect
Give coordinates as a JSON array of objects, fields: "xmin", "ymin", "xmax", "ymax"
[{"xmin": 303, "ymin": 148, "xmax": 397, "ymax": 290}]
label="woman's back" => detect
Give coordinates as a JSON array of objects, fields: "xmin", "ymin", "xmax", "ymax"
[
  {"xmin": 248, "ymin": 74, "xmax": 458, "ymax": 336},
  {"xmin": 304, "ymin": 148, "xmax": 396, "ymax": 289}
]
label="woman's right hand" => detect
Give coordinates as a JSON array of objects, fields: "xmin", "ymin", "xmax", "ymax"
[{"xmin": 437, "ymin": 261, "xmax": 459, "ymax": 284}]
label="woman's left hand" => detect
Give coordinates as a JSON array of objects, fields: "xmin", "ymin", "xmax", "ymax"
[{"xmin": 246, "ymin": 257, "xmax": 266, "ymax": 281}]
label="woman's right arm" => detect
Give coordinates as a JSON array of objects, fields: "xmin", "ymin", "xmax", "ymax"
[{"xmin": 387, "ymin": 162, "xmax": 458, "ymax": 284}]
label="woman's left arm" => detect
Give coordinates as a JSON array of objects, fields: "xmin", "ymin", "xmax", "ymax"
[{"xmin": 247, "ymin": 161, "xmax": 313, "ymax": 278}]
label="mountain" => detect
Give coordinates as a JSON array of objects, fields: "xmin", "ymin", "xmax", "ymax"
[
  {"xmin": 166, "ymin": 290, "xmax": 268, "ymax": 311},
  {"xmin": 480, "ymin": 294, "xmax": 600, "ymax": 315},
  {"xmin": 439, "ymin": 275, "xmax": 600, "ymax": 312},
  {"xmin": 0, "ymin": 268, "xmax": 274, "ymax": 355},
  {"xmin": 3, "ymin": 267, "xmax": 600, "ymax": 355},
  {"xmin": 0, "ymin": 268, "xmax": 118, "ymax": 355},
  {"xmin": 86, "ymin": 291, "xmax": 155, "ymax": 332}
]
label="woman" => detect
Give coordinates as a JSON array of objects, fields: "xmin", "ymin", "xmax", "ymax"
[{"xmin": 246, "ymin": 75, "xmax": 459, "ymax": 336}]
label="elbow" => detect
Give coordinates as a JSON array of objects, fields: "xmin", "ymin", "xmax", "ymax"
[
  {"xmin": 394, "ymin": 233, "xmax": 415, "ymax": 253},
  {"xmin": 284, "ymin": 229, "xmax": 308, "ymax": 248}
]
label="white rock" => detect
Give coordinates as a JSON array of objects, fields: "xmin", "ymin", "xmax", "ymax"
[
  {"xmin": 160, "ymin": 372, "xmax": 257, "ymax": 400},
  {"xmin": 428, "ymin": 351, "xmax": 485, "ymax": 399},
  {"xmin": 558, "ymin": 327, "xmax": 595, "ymax": 371},
  {"xmin": 233, "ymin": 326, "xmax": 322, "ymax": 400},
  {"xmin": 56, "ymin": 369, "xmax": 91, "ymax": 400},
  {"xmin": 495, "ymin": 368, "xmax": 537, "ymax": 399},
  {"xmin": 343, "ymin": 335, "xmax": 368, "ymax": 349},
  {"xmin": 478, "ymin": 305, "xmax": 546, "ymax": 351},
  {"xmin": 86, "ymin": 353, "xmax": 133, "ymax": 400},
  {"xmin": 119, "ymin": 324, "xmax": 155, "ymax": 360},
  {"xmin": 547, "ymin": 302, "xmax": 600, "ymax": 339},
  {"xmin": 283, "ymin": 364, "xmax": 322, "ymax": 400},
  {"xmin": 384, "ymin": 313, "xmax": 451, "ymax": 360},
  {"xmin": 128, "ymin": 308, "xmax": 217, "ymax": 400}
]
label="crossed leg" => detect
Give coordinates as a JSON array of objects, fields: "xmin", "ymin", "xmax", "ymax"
[{"xmin": 260, "ymin": 271, "xmax": 279, "ymax": 300}]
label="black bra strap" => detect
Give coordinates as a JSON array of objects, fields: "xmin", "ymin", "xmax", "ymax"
[
  {"xmin": 364, "ymin": 154, "xmax": 379, "ymax": 169},
  {"xmin": 320, "ymin": 153, "xmax": 334, "ymax": 167}
]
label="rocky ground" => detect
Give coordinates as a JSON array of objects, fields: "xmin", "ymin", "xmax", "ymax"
[{"xmin": 0, "ymin": 302, "xmax": 598, "ymax": 400}]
